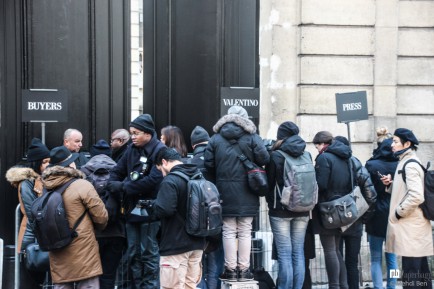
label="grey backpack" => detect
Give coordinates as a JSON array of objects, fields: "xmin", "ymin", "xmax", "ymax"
[{"xmin": 274, "ymin": 150, "xmax": 318, "ymax": 212}]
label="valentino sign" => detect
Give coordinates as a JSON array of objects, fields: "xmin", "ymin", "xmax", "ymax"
[
  {"xmin": 22, "ymin": 89, "xmax": 68, "ymax": 122},
  {"xmin": 335, "ymin": 91, "xmax": 368, "ymax": 123}
]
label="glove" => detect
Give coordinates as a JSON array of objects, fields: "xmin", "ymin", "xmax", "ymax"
[
  {"xmin": 139, "ymin": 199, "xmax": 154, "ymax": 209},
  {"xmin": 105, "ymin": 181, "xmax": 124, "ymax": 195}
]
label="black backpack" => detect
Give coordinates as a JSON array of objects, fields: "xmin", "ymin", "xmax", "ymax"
[
  {"xmin": 399, "ymin": 159, "xmax": 434, "ymax": 220},
  {"xmin": 87, "ymin": 167, "xmax": 111, "ymax": 195},
  {"xmin": 170, "ymin": 171, "xmax": 222, "ymax": 237},
  {"xmin": 30, "ymin": 179, "xmax": 87, "ymax": 251}
]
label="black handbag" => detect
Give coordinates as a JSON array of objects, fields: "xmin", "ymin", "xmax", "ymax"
[
  {"xmin": 318, "ymin": 159, "xmax": 361, "ymax": 230},
  {"xmin": 229, "ymin": 140, "xmax": 268, "ymax": 197},
  {"xmin": 24, "ymin": 242, "xmax": 50, "ymax": 272}
]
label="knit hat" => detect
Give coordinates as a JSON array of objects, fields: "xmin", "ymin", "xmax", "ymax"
[
  {"xmin": 90, "ymin": 139, "xmax": 112, "ymax": 157},
  {"xmin": 48, "ymin": 146, "xmax": 79, "ymax": 168},
  {"xmin": 312, "ymin": 131, "xmax": 333, "ymax": 144},
  {"xmin": 227, "ymin": 105, "xmax": 248, "ymax": 119},
  {"xmin": 394, "ymin": 128, "xmax": 419, "ymax": 145},
  {"xmin": 277, "ymin": 121, "xmax": 299, "ymax": 140},
  {"xmin": 190, "ymin": 126, "xmax": 210, "ymax": 146},
  {"xmin": 26, "ymin": 138, "xmax": 50, "ymax": 162},
  {"xmin": 129, "ymin": 114, "xmax": 155, "ymax": 134}
]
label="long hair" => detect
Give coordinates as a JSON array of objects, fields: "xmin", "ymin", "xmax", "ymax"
[{"xmin": 161, "ymin": 125, "xmax": 188, "ymax": 157}]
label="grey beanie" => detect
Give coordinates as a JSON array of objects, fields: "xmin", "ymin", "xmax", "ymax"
[
  {"xmin": 227, "ymin": 105, "xmax": 248, "ymax": 119},
  {"xmin": 190, "ymin": 126, "xmax": 210, "ymax": 146}
]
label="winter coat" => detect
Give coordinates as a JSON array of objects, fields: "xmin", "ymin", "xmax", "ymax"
[
  {"xmin": 112, "ymin": 141, "xmax": 129, "ymax": 163},
  {"xmin": 341, "ymin": 156, "xmax": 377, "ymax": 237},
  {"xmin": 189, "ymin": 143, "xmax": 214, "ymax": 183},
  {"xmin": 150, "ymin": 163, "xmax": 206, "ymax": 256},
  {"xmin": 265, "ymin": 135, "xmax": 310, "ymax": 218},
  {"xmin": 110, "ymin": 136, "xmax": 165, "ymax": 219},
  {"xmin": 74, "ymin": 151, "xmax": 89, "ymax": 169},
  {"xmin": 204, "ymin": 114, "xmax": 270, "ymax": 217},
  {"xmin": 313, "ymin": 140, "xmax": 352, "ymax": 235},
  {"xmin": 385, "ymin": 149, "xmax": 433, "ymax": 257},
  {"xmin": 41, "ymin": 166, "xmax": 108, "ymax": 283},
  {"xmin": 81, "ymin": 154, "xmax": 125, "ymax": 239},
  {"xmin": 5, "ymin": 167, "xmax": 43, "ymax": 252},
  {"xmin": 365, "ymin": 139, "xmax": 398, "ymax": 238}
]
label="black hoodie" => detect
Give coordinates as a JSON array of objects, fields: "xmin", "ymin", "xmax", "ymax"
[{"xmin": 152, "ymin": 163, "xmax": 206, "ymax": 256}]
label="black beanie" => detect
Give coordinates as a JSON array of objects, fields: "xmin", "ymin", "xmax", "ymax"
[
  {"xmin": 129, "ymin": 114, "xmax": 155, "ymax": 134},
  {"xmin": 90, "ymin": 139, "xmax": 112, "ymax": 157},
  {"xmin": 27, "ymin": 138, "xmax": 50, "ymax": 162},
  {"xmin": 191, "ymin": 126, "xmax": 210, "ymax": 146},
  {"xmin": 394, "ymin": 128, "xmax": 419, "ymax": 145},
  {"xmin": 277, "ymin": 121, "xmax": 299, "ymax": 140}
]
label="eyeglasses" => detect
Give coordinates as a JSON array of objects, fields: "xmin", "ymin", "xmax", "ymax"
[
  {"xmin": 131, "ymin": 131, "xmax": 145, "ymax": 137},
  {"xmin": 110, "ymin": 138, "xmax": 123, "ymax": 143}
]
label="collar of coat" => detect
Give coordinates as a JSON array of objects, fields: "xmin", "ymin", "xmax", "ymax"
[
  {"xmin": 213, "ymin": 114, "xmax": 257, "ymax": 134},
  {"xmin": 41, "ymin": 166, "xmax": 85, "ymax": 190},
  {"xmin": 5, "ymin": 167, "xmax": 39, "ymax": 185}
]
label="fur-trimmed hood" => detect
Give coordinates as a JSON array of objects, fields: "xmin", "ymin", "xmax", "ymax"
[
  {"xmin": 5, "ymin": 167, "xmax": 39, "ymax": 185},
  {"xmin": 213, "ymin": 114, "xmax": 257, "ymax": 135},
  {"xmin": 41, "ymin": 166, "xmax": 86, "ymax": 190}
]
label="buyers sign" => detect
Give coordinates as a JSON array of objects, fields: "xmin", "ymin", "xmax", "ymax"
[
  {"xmin": 335, "ymin": 91, "xmax": 368, "ymax": 123},
  {"xmin": 22, "ymin": 89, "xmax": 68, "ymax": 122}
]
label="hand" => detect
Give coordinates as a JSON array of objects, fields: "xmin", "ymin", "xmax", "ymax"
[
  {"xmin": 105, "ymin": 181, "xmax": 124, "ymax": 196},
  {"xmin": 380, "ymin": 174, "xmax": 392, "ymax": 186},
  {"xmin": 139, "ymin": 199, "xmax": 153, "ymax": 209}
]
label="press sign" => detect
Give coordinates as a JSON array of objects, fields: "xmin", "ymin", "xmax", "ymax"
[
  {"xmin": 335, "ymin": 91, "xmax": 368, "ymax": 123},
  {"xmin": 22, "ymin": 89, "xmax": 68, "ymax": 122}
]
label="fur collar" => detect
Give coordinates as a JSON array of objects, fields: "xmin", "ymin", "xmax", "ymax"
[
  {"xmin": 5, "ymin": 167, "xmax": 39, "ymax": 185},
  {"xmin": 42, "ymin": 166, "xmax": 85, "ymax": 190},
  {"xmin": 213, "ymin": 114, "xmax": 257, "ymax": 134}
]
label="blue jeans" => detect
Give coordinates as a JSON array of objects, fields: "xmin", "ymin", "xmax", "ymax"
[
  {"xmin": 198, "ymin": 242, "xmax": 224, "ymax": 289},
  {"xmin": 368, "ymin": 234, "xmax": 397, "ymax": 289},
  {"xmin": 126, "ymin": 221, "xmax": 160, "ymax": 289},
  {"xmin": 270, "ymin": 216, "xmax": 309, "ymax": 289}
]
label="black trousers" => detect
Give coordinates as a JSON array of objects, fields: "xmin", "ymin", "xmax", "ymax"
[{"xmin": 402, "ymin": 256, "xmax": 432, "ymax": 289}]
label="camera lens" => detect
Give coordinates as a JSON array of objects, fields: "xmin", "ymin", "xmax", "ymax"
[{"xmin": 130, "ymin": 171, "xmax": 140, "ymax": 181}]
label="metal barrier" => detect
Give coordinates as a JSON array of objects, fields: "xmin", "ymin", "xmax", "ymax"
[{"xmin": 15, "ymin": 204, "xmax": 21, "ymax": 289}]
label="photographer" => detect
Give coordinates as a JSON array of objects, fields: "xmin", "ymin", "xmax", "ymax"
[{"xmin": 106, "ymin": 114, "xmax": 165, "ymax": 289}]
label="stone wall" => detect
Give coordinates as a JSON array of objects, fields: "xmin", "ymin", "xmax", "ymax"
[{"xmin": 259, "ymin": 0, "xmax": 434, "ymax": 164}]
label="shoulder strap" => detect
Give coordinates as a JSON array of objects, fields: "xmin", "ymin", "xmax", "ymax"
[
  {"xmin": 170, "ymin": 171, "xmax": 190, "ymax": 182},
  {"xmin": 227, "ymin": 139, "xmax": 255, "ymax": 170},
  {"xmin": 46, "ymin": 178, "xmax": 87, "ymax": 233},
  {"xmin": 398, "ymin": 159, "xmax": 427, "ymax": 183}
]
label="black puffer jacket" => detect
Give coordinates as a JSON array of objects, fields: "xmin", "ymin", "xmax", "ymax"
[
  {"xmin": 266, "ymin": 135, "xmax": 311, "ymax": 218},
  {"xmin": 204, "ymin": 114, "xmax": 270, "ymax": 217},
  {"xmin": 151, "ymin": 164, "xmax": 206, "ymax": 256},
  {"xmin": 365, "ymin": 138, "xmax": 398, "ymax": 238}
]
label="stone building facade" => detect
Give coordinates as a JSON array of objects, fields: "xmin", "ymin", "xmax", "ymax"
[{"xmin": 259, "ymin": 0, "xmax": 434, "ymax": 164}]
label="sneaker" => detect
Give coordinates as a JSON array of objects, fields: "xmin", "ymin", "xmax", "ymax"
[
  {"xmin": 238, "ymin": 268, "xmax": 254, "ymax": 282},
  {"xmin": 220, "ymin": 268, "xmax": 237, "ymax": 281}
]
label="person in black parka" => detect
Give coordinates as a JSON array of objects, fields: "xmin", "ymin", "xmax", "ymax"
[
  {"xmin": 204, "ymin": 105, "xmax": 270, "ymax": 281},
  {"xmin": 365, "ymin": 128, "xmax": 399, "ymax": 289},
  {"xmin": 312, "ymin": 131, "xmax": 351, "ymax": 289}
]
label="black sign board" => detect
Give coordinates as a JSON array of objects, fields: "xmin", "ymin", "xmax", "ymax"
[
  {"xmin": 220, "ymin": 87, "xmax": 260, "ymax": 118},
  {"xmin": 335, "ymin": 91, "xmax": 368, "ymax": 123},
  {"xmin": 22, "ymin": 89, "xmax": 68, "ymax": 122}
]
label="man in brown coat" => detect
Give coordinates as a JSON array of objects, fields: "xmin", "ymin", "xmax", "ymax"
[{"xmin": 42, "ymin": 146, "xmax": 108, "ymax": 288}]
